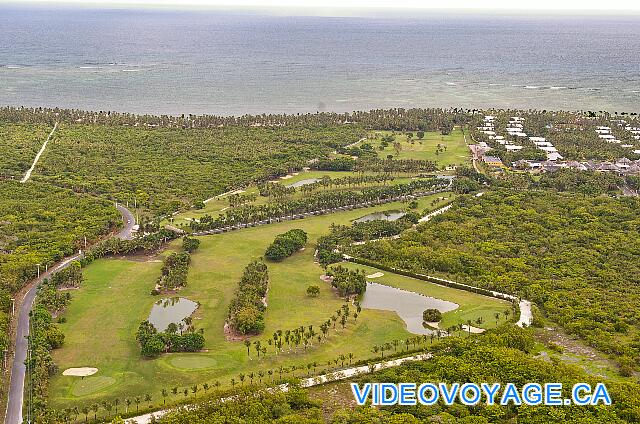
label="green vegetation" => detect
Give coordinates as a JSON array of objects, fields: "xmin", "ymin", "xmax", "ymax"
[
  {"xmin": 156, "ymin": 252, "xmax": 191, "ymax": 292},
  {"xmin": 365, "ymin": 128, "xmax": 470, "ymax": 167},
  {"xmin": 8, "ymin": 106, "xmax": 640, "ymax": 423},
  {"xmin": 0, "ymin": 181, "xmax": 120, "ymax": 293},
  {"xmin": 32, "ymin": 124, "xmax": 364, "ymax": 214},
  {"xmin": 309, "ymin": 326, "xmax": 640, "ymax": 423},
  {"xmin": 0, "ymin": 122, "xmax": 51, "ymax": 177},
  {"xmin": 228, "ymin": 260, "xmax": 270, "ymax": 335},
  {"xmin": 351, "ymin": 190, "xmax": 640, "ymax": 370},
  {"xmin": 422, "ymin": 308, "xmax": 442, "ymax": 323},
  {"xmin": 46, "ymin": 192, "xmax": 501, "ymax": 412},
  {"xmin": 136, "ymin": 320, "xmax": 205, "ymax": 358},
  {"xmin": 265, "ymin": 229, "xmax": 308, "ymax": 262},
  {"xmin": 325, "ymin": 265, "xmax": 367, "ymax": 297}
]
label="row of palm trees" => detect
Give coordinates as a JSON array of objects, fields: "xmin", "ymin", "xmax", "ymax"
[
  {"xmin": 242, "ymin": 302, "xmax": 361, "ymax": 359},
  {"xmin": 371, "ymin": 307, "xmax": 517, "ymax": 359},
  {"xmin": 191, "ymin": 179, "xmax": 448, "ymax": 232},
  {"xmin": 0, "ymin": 106, "xmax": 474, "ymax": 130}
]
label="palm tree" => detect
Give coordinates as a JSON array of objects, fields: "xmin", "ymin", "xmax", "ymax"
[
  {"xmin": 214, "ymin": 381, "xmax": 221, "ymax": 391},
  {"xmin": 145, "ymin": 393, "xmax": 152, "ymax": 408},
  {"xmin": 202, "ymin": 383, "xmax": 210, "ymax": 395},
  {"xmin": 161, "ymin": 388, "xmax": 168, "ymax": 405},
  {"xmin": 239, "ymin": 373, "xmax": 245, "ymax": 386},
  {"xmin": 258, "ymin": 370, "xmax": 264, "ymax": 384},
  {"xmin": 268, "ymin": 369, "xmax": 274, "ymax": 382},
  {"xmin": 124, "ymin": 398, "xmax": 131, "ymax": 413},
  {"xmin": 91, "ymin": 403, "xmax": 99, "ymax": 421},
  {"xmin": 254, "ymin": 340, "xmax": 262, "ymax": 357},
  {"xmin": 191, "ymin": 385, "xmax": 198, "ymax": 398},
  {"xmin": 183, "ymin": 388, "xmax": 189, "ymax": 398},
  {"xmin": 113, "ymin": 399, "xmax": 120, "ymax": 415},
  {"xmin": 467, "ymin": 319, "xmax": 473, "ymax": 335},
  {"xmin": 81, "ymin": 406, "xmax": 89, "ymax": 423},
  {"xmin": 244, "ymin": 339, "xmax": 251, "ymax": 358},
  {"xmin": 494, "ymin": 312, "xmax": 501, "ymax": 324},
  {"xmin": 248, "ymin": 372, "xmax": 255, "ymax": 385},
  {"xmin": 339, "ymin": 354, "xmax": 346, "ymax": 367},
  {"xmin": 172, "ymin": 387, "xmax": 178, "ymax": 397},
  {"xmin": 134, "ymin": 396, "xmax": 141, "ymax": 412},
  {"xmin": 372, "ymin": 345, "xmax": 379, "ymax": 357},
  {"xmin": 348, "ymin": 352, "xmax": 354, "ymax": 365},
  {"xmin": 104, "ymin": 401, "xmax": 113, "ymax": 419},
  {"xmin": 231, "ymin": 378, "xmax": 236, "ymax": 388}
]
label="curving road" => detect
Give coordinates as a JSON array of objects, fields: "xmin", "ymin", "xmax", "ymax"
[{"xmin": 4, "ymin": 204, "xmax": 135, "ymax": 424}]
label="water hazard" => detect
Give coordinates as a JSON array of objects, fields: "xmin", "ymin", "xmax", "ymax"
[
  {"xmin": 148, "ymin": 297, "xmax": 198, "ymax": 332},
  {"xmin": 360, "ymin": 282, "xmax": 458, "ymax": 335}
]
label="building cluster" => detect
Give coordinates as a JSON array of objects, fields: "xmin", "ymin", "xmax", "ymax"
[
  {"xmin": 476, "ymin": 115, "xmax": 640, "ymax": 176},
  {"xmin": 512, "ymin": 158, "xmax": 640, "ymax": 175}
]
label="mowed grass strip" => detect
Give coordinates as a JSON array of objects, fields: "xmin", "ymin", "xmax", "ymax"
[{"xmin": 49, "ymin": 193, "xmax": 499, "ymax": 410}]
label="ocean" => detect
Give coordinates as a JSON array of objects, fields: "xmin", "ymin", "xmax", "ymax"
[{"xmin": 1, "ymin": 7, "xmax": 639, "ymax": 116}]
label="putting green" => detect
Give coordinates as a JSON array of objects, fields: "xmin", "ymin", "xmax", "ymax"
[{"xmin": 71, "ymin": 376, "xmax": 116, "ymax": 397}]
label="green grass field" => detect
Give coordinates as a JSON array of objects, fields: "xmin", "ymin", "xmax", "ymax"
[
  {"xmin": 48, "ymin": 191, "xmax": 505, "ymax": 413},
  {"xmin": 364, "ymin": 128, "xmax": 470, "ymax": 167}
]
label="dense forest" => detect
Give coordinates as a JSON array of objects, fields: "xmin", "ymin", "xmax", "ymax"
[
  {"xmin": 0, "ymin": 181, "xmax": 121, "ymax": 293},
  {"xmin": 30, "ymin": 124, "xmax": 364, "ymax": 214},
  {"xmin": 0, "ymin": 122, "xmax": 51, "ymax": 178},
  {"xmin": 349, "ymin": 190, "xmax": 640, "ymax": 371}
]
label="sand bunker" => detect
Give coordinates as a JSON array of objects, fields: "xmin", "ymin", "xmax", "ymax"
[
  {"xmin": 462, "ymin": 325, "xmax": 486, "ymax": 334},
  {"xmin": 366, "ymin": 272, "xmax": 384, "ymax": 278},
  {"xmin": 63, "ymin": 367, "xmax": 98, "ymax": 377}
]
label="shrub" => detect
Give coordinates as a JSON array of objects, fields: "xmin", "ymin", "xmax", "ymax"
[
  {"xmin": 182, "ymin": 236, "xmax": 201, "ymax": 253},
  {"xmin": 306, "ymin": 285, "xmax": 320, "ymax": 297},
  {"xmin": 422, "ymin": 308, "xmax": 442, "ymax": 322}
]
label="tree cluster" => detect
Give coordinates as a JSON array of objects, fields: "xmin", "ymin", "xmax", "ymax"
[
  {"xmin": 136, "ymin": 320, "xmax": 205, "ymax": 358},
  {"xmin": 326, "ymin": 265, "xmax": 367, "ymax": 297},
  {"xmin": 264, "ymin": 229, "xmax": 308, "ymax": 262},
  {"xmin": 228, "ymin": 260, "xmax": 270, "ymax": 335}
]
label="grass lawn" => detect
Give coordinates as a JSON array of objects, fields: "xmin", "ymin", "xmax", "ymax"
[
  {"xmin": 338, "ymin": 262, "xmax": 510, "ymax": 330},
  {"xmin": 48, "ymin": 191, "xmax": 499, "ymax": 414},
  {"xmin": 365, "ymin": 128, "xmax": 470, "ymax": 167}
]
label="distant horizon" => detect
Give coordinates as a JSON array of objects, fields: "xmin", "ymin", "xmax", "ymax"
[{"xmin": 2, "ymin": 1, "xmax": 640, "ymax": 17}]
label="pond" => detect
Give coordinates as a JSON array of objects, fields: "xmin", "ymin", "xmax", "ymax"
[
  {"xmin": 286, "ymin": 178, "xmax": 321, "ymax": 188},
  {"xmin": 354, "ymin": 210, "xmax": 406, "ymax": 223},
  {"xmin": 360, "ymin": 283, "xmax": 458, "ymax": 335},
  {"xmin": 148, "ymin": 297, "xmax": 198, "ymax": 332}
]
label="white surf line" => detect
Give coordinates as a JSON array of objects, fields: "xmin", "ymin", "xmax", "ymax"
[
  {"xmin": 129, "ymin": 353, "xmax": 431, "ymax": 424},
  {"xmin": 20, "ymin": 122, "xmax": 58, "ymax": 183}
]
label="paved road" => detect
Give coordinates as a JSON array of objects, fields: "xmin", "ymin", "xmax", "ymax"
[{"xmin": 4, "ymin": 204, "xmax": 135, "ymax": 424}]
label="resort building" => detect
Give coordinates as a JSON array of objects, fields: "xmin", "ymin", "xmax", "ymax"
[{"xmin": 483, "ymin": 155, "xmax": 505, "ymax": 168}]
